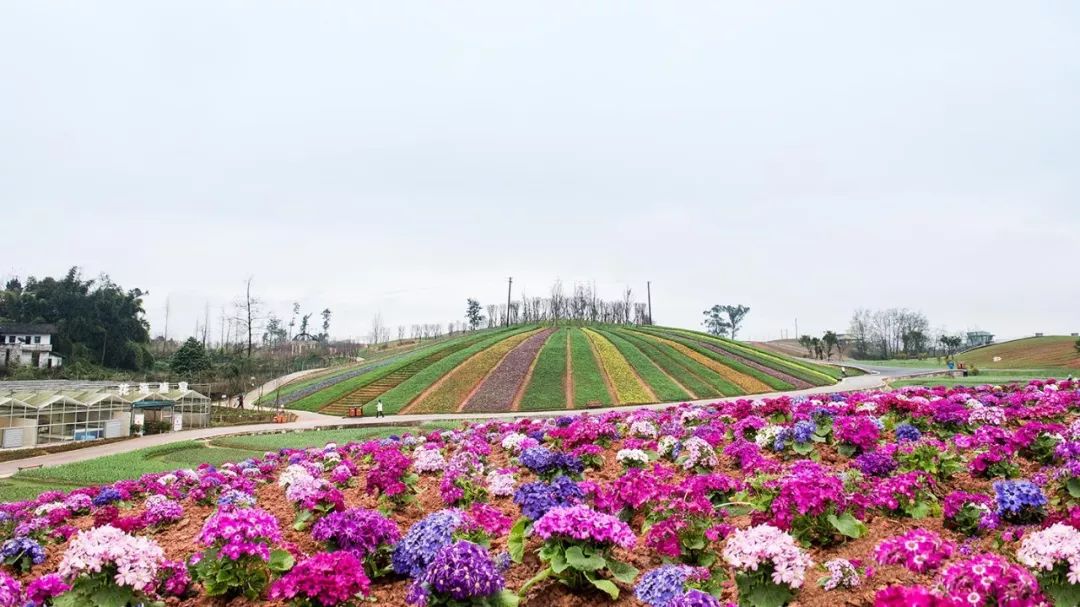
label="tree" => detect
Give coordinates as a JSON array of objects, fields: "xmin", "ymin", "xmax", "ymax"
[
  {"xmin": 811, "ymin": 337, "xmax": 824, "ymax": 359},
  {"xmin": 1075, "ymin": 337, "xmax": 1080, "ymax": 354},
  {"xmin": 939, "ymin": 334, "xmax": 963, "ymax": 358},
  {"xmin": 262, "ymin": 314, "xmax": 287, "ymax": 346},
  {"xmin": 233, "ymin": 277, "xmax": 261, "ymax": 357},
  {"xmin": 320, "ymin": 308, "xmax": 332, "ymax": 341},
  {"xmin": 466, "ymin": 299, "xmax": 484, "ymax": 330},
  {"xmin": 902, "ymin": 329, "xmax": 928, "ymax": 358},
  {"xmin": 702, "ymin": 305, "xmax": 732, "ymax": 337},
  {"xmin": 798, "ymin": 335, "xmax": 814, "ymax": 357},
  {"xmin": 170, "ymin": 337, "xmax": 211, "ymax": 377},
  {"xmin": 723, "ymin": 305, "xmax": 750, "ymax": 340},
  {"xmin": 298, "ymin": 313, "xmax": 312, "ymax": 338},
  {"xmin": 822, "ymin": 331, "xmax": 838, "ymax": 360},
  {"xmin": 0, "ymin": 267, "xmax": 152, "ymax": 370}
]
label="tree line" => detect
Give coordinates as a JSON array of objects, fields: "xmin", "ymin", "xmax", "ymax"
[
  {"xmin": 464, "ymin": 281, "xmax": 653, "ymax": 331},
  {"xmin": 0, "ymin": 267, "xmax": 152, "ymax": 371}
]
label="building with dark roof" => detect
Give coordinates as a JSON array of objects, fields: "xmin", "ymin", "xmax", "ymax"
[{"xmin": 0, "ymin": 324, "xmax": 63, "ymax": 369}]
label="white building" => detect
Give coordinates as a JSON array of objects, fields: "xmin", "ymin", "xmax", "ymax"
[{"xmin": 0, "ymin": 324, "xmax": 63, "ymax": 369}]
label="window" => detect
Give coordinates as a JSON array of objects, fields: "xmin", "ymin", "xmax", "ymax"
[
  {"xmin": 7, "ymin": 336, "xmax": 14, "ymax": 344},
  {"xmin": 33, "ymin": 336, "xmax": 41, "ymax": 344}
]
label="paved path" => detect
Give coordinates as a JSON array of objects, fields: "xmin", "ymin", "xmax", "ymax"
[
  {"xmin": 0, "ymin": 367, "xmax": 946, "ymax": 478},
  {"xmin": 232, "ymin": 367, "xmax": 327, "ymax": 408}
]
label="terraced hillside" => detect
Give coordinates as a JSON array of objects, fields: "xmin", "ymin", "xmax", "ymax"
[{"xmin": 285, "ymin": 323, "xmax": 840, "ymax": 415}]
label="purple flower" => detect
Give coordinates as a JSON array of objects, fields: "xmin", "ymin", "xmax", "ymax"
[
  {"xmin": 25, "ymin": 573, "xmax": 69, "ymax": 606},
  {"xmin": 392, "ymin": 510, "xmax": 463, "ymax": 578},
  {"xmin": 269, "ymin": 551, "xmax": 371, "ymax": 606},
  {"xmin": 408, "ymin": 541, "xmax": 505, "ymax": 605},
  {"xmin": 533, "ymin": 505, "xmax": 636, "ymax": 549},
  {"xmin": 312, "ymin": 508, "xmax": 401, "ymax": 559}
]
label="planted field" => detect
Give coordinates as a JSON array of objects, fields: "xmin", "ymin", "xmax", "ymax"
[
  {"xmin": 656, "ymin": 326, "xmax": 838, "ymax": 385},
  {"xmin": 274, "ymin": 324, "xmax": 832, "ymax": 416},
  {"xmin": 462, "ymin": 328, "xmax": 555, "ymax": 413},
  {"xmin": 519, "ymin": 328, "xmax": 569, "ymax": 411},
  {"xmin": 407, "ymin": 329, "xmax": 542, "ymax": 413},
  {"xmin": 958, "ymin": 335, "xmax": 1080, "ymax": 370},
  {"xmin": 4, "ymin": 379, "xmax": 1080, "ymax": 606},
  {"xmin": 594, "ymin": 328, "xmax": 690, "ymax": 402}
]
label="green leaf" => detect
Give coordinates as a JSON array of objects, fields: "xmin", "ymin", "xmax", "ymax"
[
  {"xmin": 1067, "ymin": 478, "xmax": 1080, "ymax": 499},
  {"xmin": 269, "ymin": 549, "xmax": 295, "ymax": 573},
  {"xmin": 607, "ymin": 558, "xmax": 639, "ymax": 584},
  {"xmin": 549, "ymin": 547, "xmax": 569, "ymax": 573},
  {"xmin": 908, "ymin": 500, "xmax": 931, "ymax": 519},
  {"xmin": 827, "ymin": 512, "xmax": 866, "ymax": 539},
  {"xmin": 293, "ymin": 509, "xmax": 313, "ymax": 531},
  {"xmin": 585, "ymin": 573, "xmax": 620, "ymax": 600},
  {"xmin": 508, "ymin": 518, "xmax": 528, "ymax": 563},
  {"xmin": 565, "ymin": 545, "xmax": 605, "ymax": 571},
  {"xmin": 1044, "ymin": 581, "xmax": 1080, "ymax": 607},
  {"xmin": 793, "ymin": 442, "xmax": 815, "ymax": 455},
  {"xmin": 495, "ymin": 589, "xmax": 521, "ymax": 607},
  {"xmin": 744, "ymin": 581, "xmax": 793, "ymax": 607}
]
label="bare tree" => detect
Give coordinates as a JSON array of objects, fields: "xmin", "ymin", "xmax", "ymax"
[
  {"xmin": 368, "ymin": 313, "xmax": 387, "ymax": 346},
  {"xmin": 398, "ymin": 326, "xmax": 406, "ymax": 341},
  {"xmin": 233, "ymin": 277, "xmax": 262, "ymax": 357}
]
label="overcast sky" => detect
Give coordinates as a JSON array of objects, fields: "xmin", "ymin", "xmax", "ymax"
[{"xmin": 2, "ymin": 2, "xmax": 1078, "ymax": 343}]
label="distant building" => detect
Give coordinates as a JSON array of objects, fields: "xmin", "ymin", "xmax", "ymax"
[
  {"xmin": 965, "ymin": 331, "xmax": 994, "ymax": 348},
  {"xmin": 0, "ymin": 324, "xmax": 63, "ymax": 369}
]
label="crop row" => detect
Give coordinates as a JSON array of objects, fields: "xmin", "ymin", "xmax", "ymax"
[
  {"xmin": 582, "ymin": 328, "xmax": 652, "ymax": 404},
  {"xmin": 593, "ymin": 328, "xmax": 689, "ymax": 402},
  {"xmin": 519, "ymin": 328, "xmax": 569, "ymax": 411},
  {"xmin": 463, "ymin": 328, "xmax": 555, "ymax": 413}
]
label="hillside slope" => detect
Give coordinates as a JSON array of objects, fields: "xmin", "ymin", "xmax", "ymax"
[
  {"xmin": 958, "ymin": 336, "xmax": 1080, "ymax": 370},
  {"xmin": 283, "ymin": 324, "xmax": 838, "ymax": 415}
]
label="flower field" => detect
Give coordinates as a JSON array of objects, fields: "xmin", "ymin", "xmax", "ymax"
[
  {"xmin": 4, "ymin": 379, "xmax": 1080, "ymax": 606},
  {"xmin": 287, "ymin": 324, "xmax": 836, "ymax": 416}
]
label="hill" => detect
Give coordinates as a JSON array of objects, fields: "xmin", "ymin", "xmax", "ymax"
[
  {"xmin": 957, "ymin": 335, "xmax": 1080, "ymax": 370},
  {"xmin": 279, "ymin": 324, "xmax": 840, "ymax": 415}
]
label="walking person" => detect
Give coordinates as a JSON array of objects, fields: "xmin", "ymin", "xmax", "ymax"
[
  {"xmin": 237, "ymin": 393, "xmax": 244, "ymax": 410},
  {"xmin": 376, "ymin": 399, "xmax": 385, "ymax": 418}
]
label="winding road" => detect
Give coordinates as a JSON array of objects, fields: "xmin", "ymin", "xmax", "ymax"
[{"xmin": 0, "ymin": 364, "xmax": 944, "ymax": 478}]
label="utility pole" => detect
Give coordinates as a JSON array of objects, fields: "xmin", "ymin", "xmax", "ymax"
[
  {"xmin": 794, "ymin": 317, "xmax": 799, "ymax": 340},
  {"xmin": 646, "ymin": 281, "xmax": 653, "ymax": 325},
  {"xmin": 505, "ymin": 277, "xmax": 513, "ymax": 327}
]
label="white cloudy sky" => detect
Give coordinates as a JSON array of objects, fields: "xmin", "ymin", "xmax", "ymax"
[{"xmin": 2, "ymin": 2, "xmax": 1078, "ymax": 342}]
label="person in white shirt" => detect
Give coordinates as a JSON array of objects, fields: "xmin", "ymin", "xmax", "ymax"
[{"xmin": 376, "ymin": 399, "xmax": 385, "ymax": 418}]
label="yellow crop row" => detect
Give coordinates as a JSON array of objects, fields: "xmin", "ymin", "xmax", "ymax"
[
  {"xmin": 582, "ymin": 328, "xmax": 653, "ymax": 404},
  {"xmin": 409, "ymin": 329, "xmax": 541, "ymax": 413}
]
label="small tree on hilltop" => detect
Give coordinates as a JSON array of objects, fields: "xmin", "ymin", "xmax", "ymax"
[
  {"xmin": 171, "ymin": 337, "xmax": 211, "ymax": 377},
  {"xmin": 702, "ymin": 305, "xmax": 732, "ymax": 337},
  {"xmin": 466, "ymin": 299, "xmax": 484, "ymax": 330},
  {"xmin": 822, "ymin": 331, "xmax": 838, "ymax": 360},
  {"xmin": 798, "ymin": 335, "xmax": 814, "ymax": 357},
  {"xmin": 723, "ymin": 305, "xmax": 751, "ymax": 340}
]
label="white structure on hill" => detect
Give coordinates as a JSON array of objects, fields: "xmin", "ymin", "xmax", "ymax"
[{"xmin": 0, "ymin": 324, "xmax": 63, "ymax": 369}]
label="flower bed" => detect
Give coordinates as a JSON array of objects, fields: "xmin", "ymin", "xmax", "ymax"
[
  {"xmin": 462, "ymin": 328, "xmax": 556, "ymax": 413},
  {"xmin": 583, "ymin": 328, "xmax": 653, "ymax": 404},
  {"xmin": 1, "ymin": 379, "xmax": 1079, "ymax": 606}
]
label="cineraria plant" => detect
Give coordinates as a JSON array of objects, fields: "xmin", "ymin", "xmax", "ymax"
[
  {"xmin": 817, "ymin": 558, "xmax": 860, "ymax": 591},
  {"xmin": 994, "ymin": 479, "xmax": 1047, "ymax": 525},
  {"xmin": 634, "ymin": 565, "xmax": 718, "ymax": 607},
  {"xmin": 894, "ymin": 441, "xmax": 965, "ymax": 481},
  {"xmin": 0, "ymin": 536, "xmax": 45, "ymax": 573},
  {"xmin": 54, "ymin": 525, "xmax": 166, "ymax": 607},
  {"xmin": 1017, "ymin": 522, "xmax": 1080, "ymax": 606},
  {"xmin": 407, "ymin": 541, "xmax": 518, "ymax": 607},
  {"xmin": 969, "ymin": 449, "xmax": 1020, "ymax": 479},
  {"xmin": 874, "ymin": 529, "xmax": 954, "ymax": 574},
  {"xmin": 518, "ymin": 505, "xmax": 638, "ymax": 600},
  {"xmin": 285, "ymin": 471, "xmax": 345, "ymax": 531},
  {"xmin": 440, "ymin": 452, "xmax": 488, "ymax": 507},
  {"xmin": 311, "ymin": 508, "xmax": 401, "ymax": 579},
  {"xmin": 938, "ymin": 553, "xmax": 1046, "ymax": 606},
  {"xmin": 25, "ymin": 573, "xmax": 69, "ymax": 607},
  {"xmin": 943, "ymin": 491, "xmax": 996, "ymax": 536},
  {"xmin": 677, "ymin": 437, "xmax": 718, "ymax": 472},
  {"xmin": 193, "ymin": 507, "xmax": 293, "ymax": 599},
  {"xmin": 367, "ymin": 445, "xmax": 420, "ymax": 510},
  {"xmin": 756, "ymin": 462, "xmax": 866, "ymax": 547},
  {"xmin": 0, "ymin": 572, "xmax": 21, "ymax": 607},
  {"xmin": 722, "ymin": 524, "xmax": 813, "ymax": 607},
  {"xmin": 392, "ymin": 510, "xmax": 464, "ymax": 578},
  {"xmin": 616, "ymin": 448, "xmax": 651, "ymax": 469},
  {"xmin": 869, "ymin": 471, "xmax": 939, "ymax": 519},
  {"xmin": 269, "ymin": 551, "xmax": 371, "ymax": 607},
  {"xmin": 832, "ymin": 416, "xmax": 880, "ymax": 457}
]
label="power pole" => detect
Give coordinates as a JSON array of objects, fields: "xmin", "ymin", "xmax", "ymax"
[
  {"xmin": 505, "ymin": 277, "xmax": 513, "ymax": 327},
  {"xmin": 646, "ymin": 281, "xmax": 653, "ymax": 325},
  {"xmin": 794, "ymin": 317, "xmax": 799, "ymax": 340}
]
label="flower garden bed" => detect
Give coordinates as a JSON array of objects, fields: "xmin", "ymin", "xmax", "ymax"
[{"xmin": 4, "ymin": 379, "xmax": 1079, "ymax": 606}]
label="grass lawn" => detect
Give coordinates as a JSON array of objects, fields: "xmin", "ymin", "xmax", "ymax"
[
  {"xmin": 1, "ymin": 422, "xmax": 463, "ymax": 504},
  {"xmin": 891, "ymin": 369, "xmax": 1075, "ymax": 388},
  {"xmin": 852, "ymin": 358, "xmax": 948, "ymax": 369},
  {"xmin": 520, "ymin": 328, "xmax": 569, "ymax": 411}
]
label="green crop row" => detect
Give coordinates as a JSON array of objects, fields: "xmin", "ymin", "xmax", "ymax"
[
  {"xmin": 635, "ymin": 328, "xmax": 794, "ymax": 392},
  {"xmin": 520, "ymin": 328, "xmax": 570, "ymax": 411},
  {"xmin": 568, "ymin": 328, "xmax": 613, "ymax": 408}
]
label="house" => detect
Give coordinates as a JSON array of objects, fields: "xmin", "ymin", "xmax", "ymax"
[
  {"xmin": 965, "ymin": 331, "xmax": 994, "ymax": 348},
  {"xmin": 0, "ymin": 324, "xmax": 63, "ymax": 369}
]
